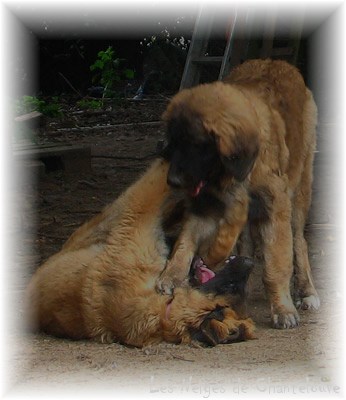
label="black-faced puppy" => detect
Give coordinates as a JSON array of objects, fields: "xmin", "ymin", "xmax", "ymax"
[
  {"xmin": 190, "ymin": 255, "xmax": 254, "ymax": 346},
  {"xmin": 156, "ymin": 101, "xmax": 253, "ymax": 294},
  {"xmin": 157, "ymin": 59, "xmax": 319, "ymax": 329}
]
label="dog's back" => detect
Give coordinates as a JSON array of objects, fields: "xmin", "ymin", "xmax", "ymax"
[
  {"xmin": 225, "ymin": 59, "xmax": 317, "ymax": 190},
  {"xmin": 26, "ymin": 159, "xmax": 171, "ymax": 342}
]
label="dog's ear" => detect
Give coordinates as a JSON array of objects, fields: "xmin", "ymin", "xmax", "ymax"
[
  {"xmin": 205, "ymin": 120, "xmax": 259, "ymax": 182},
  {"xmin": 220, "ymin": 144, "xmax": 259, "ymax": 182}
]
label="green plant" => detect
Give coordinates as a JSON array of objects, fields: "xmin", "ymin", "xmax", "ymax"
[
  {"xmin": 90, "ymin": 46, "xmax": 134, "ymax": 99},
  {"xmin": 76, "ymin": 99, "xmax": 103, "ymax": 110},
  {"xmin": 15, "ymin": 95, "xmax": 63, "ymax": 117},
  {"xmin": 15, "ymin": 95, "xmax": 45, "ymax": 115}
]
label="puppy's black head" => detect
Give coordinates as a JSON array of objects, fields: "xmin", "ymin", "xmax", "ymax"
[
  {"xmin": 193, "ymin": 255, "xmax": 254, "ymax": 298},
  {"xmin": 162, "ymin": 88, "xmax": 259, "ymax": 196},
  {"xmin": 189, "ymin": 255, "xmax": 255, "ymax": 346},
  {"xmin": 162, "ymin": 109, "xmax": 223, "ymax": 196}
]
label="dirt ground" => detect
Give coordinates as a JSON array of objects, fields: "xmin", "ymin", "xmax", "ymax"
[{"xmin": 5, "ymin": 96, "xmax": 343, "ymax": 398}]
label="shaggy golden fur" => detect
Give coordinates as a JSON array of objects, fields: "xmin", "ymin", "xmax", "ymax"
[
  {"xmin": 158, "ymin": 59, "xmax": 319, "ymax": 329},
  {"xmin": 26, "ymin": 159, "xmax": 254, "ymax": 347}
]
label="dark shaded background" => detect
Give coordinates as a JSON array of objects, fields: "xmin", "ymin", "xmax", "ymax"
[{"xmin": 11, "ymin": 9, "xmax": 324, "ymax": 98}]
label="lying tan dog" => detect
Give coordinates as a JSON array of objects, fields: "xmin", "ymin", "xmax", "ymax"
[
  {"xmin": 156, "ymin": 59, "xmax": 319, "ymax": 329},
  {"xmin": 26, "ymin": 160, "xmax": 255, "ymax": 347}
]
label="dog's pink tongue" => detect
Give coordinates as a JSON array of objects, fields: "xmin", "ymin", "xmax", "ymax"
[
  {"xmin": 191, "ymin": 181, "xmax": 205, "ymax": 197},
  {"xmin": 196, "ymin": 265, "xmax": 216, "ymax": 284}
]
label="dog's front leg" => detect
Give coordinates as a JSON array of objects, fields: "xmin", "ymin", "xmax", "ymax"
[
  {"xmin": 156, "ymin": 217, "xmax": 203, "ymax": 295},
  {"xmin": 204, "ymin": 218, "xmax": 246, "ymax": 268},
  {"xmin": 204, "ymin": 191, "xmax": 249, "ymax": 268}
]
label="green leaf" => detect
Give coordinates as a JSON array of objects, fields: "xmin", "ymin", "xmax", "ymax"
[
  {"xmin": 90, "ymin": 46, "xmax": 133, "ymax": 91},
  {"xmin": 124, "ymin": 69, "xmax": 135, "ymax": 79},
  {"xmin": 90, "ymin": 59, "xmax": 104, "ymax": 71}
]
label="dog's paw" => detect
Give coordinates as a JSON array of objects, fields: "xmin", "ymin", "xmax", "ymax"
[
  {"xmin": 296, "ymin": 294, "xmax": 320, "ymax": 311},
  {"xmin": 221, "ymin": 308, "xmax": 255, "ymax": 342},
  {"xmin": 272, "ymin": 309, "xmax": 300, "ymax": 329},
  {"xmin": 156, "ymin": 259, "xmax": 190, "ymax": 295},
  {"xmin": 156, "ymin": 272, "xmax": 188, "ymax": 295},
  {"xmin": 156, "ymin": 276, "xmax": 175, "ymax": 295}
]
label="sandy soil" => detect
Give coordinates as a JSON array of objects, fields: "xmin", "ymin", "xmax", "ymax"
[{"xmin": 4, "ymin": 97, "xmax": 343, "ymax": 398}]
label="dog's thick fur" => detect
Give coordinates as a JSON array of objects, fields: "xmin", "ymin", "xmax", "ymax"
[
  {"xmin": 157, "ymin": 59, "xmax": 319, "ymax": 329},
  {"xmin": 26, "ymin": 159, "xmax": 254, "ymax": 347}
]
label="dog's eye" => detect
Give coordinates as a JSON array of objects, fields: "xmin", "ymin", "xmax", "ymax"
[{"xmin": 228, "ymin": 153, "xmax": 240, "ymax": 161}]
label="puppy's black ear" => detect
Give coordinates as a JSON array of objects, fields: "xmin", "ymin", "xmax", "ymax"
[
  {"xmin": 156, "ymin": 138, "xmax": 172, "ymax": 160},
  {"xmin": 206, "ymin": 122, "xmax": 259, "ymax": 182},
  {"xmin": 221, "ymin": 147, "xmax": 258, "ymax": 181}
]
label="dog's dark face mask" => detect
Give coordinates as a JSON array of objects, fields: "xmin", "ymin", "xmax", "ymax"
[
  {"xmin": 162, "ymin": 110, "xmax": 258, "ymax": 196},
  {"xmin": 162, "ymin": 114, "xmax": 223, "ymax": 197}
]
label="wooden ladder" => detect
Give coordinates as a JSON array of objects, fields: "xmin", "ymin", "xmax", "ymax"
[{"xmin": 180, "ymin": 6, "xmax": 304, "ymax": 90}]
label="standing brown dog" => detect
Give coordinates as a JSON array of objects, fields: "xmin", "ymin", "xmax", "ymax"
[
  {"xmin": 156, "ymin": 59, "xmax": 319, "ymax": 329},
  {"xmin": 26, "ymin": 160, "xmax": 255, "ymax": 347}
]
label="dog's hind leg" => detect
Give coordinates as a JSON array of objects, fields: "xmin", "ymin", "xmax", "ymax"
[
  {"xmin": 292, "ymin": 149, "xmax": 320, "ymax": 311},
  {"xmin": 292, "ymin": 92, "xmax": 320, "ymax": 311},
  {"xmin": 261, "ymin": 189, "xmax": 300, "ymax": 329}
]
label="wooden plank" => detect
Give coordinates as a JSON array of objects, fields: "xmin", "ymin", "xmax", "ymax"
[
  {"xmin": 179, "ymin": 5, "xmax": 216, "ymax": 89},
  {"xmin": 15, "ymin": 111, "xmax": 42, "ymax": 123},
  {"xmin": 13, "ymin": 142, "xmax": 74, "ymax": 152},
  {"xmin": 13, "ymin": 144, "xmax": 91, "ymax": 174},
  {"xmin": 17, "ymin": 159, "xmax": 46, "ymax": 176},
  {"xmin": 219, "ymin": 11, "xmax": 238, "ymax": 79},
  {"xmin": 14, "ymin": 144, "xmax": 90, "ymax": 159},
  {"xmin": 55, "ymin": 120, "xmax": 162, "ymax": 133}
]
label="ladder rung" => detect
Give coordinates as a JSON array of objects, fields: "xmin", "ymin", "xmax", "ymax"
[{"xmin": 192, "ymin": 56, "xmax": 224, "ymax": 64}]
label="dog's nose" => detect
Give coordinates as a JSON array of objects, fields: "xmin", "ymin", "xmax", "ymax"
[{"xmin": 167, "ymin": 173, "xmax": 183, "ymax": 188}]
